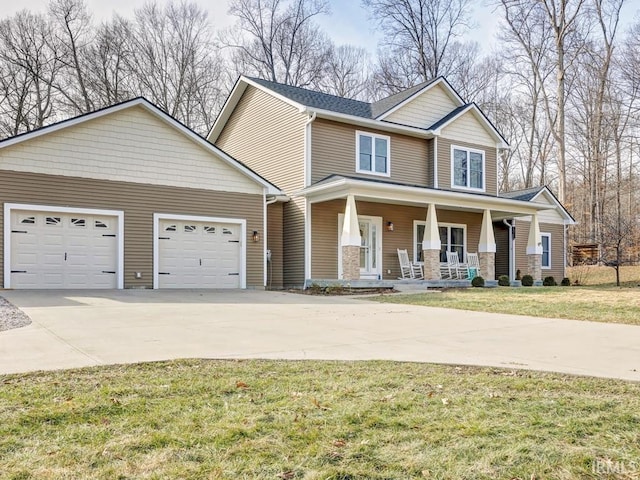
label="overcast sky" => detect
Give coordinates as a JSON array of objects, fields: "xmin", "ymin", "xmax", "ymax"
[
  {"xmin": 1, "ymin": 0, "xmax": 637, "ymax": 55},
  {"xmin": 0, "ymin": 0, "xmax": 504, "ymax": 53}
]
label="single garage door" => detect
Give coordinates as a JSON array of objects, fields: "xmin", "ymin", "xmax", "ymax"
[
  {"xmin": 9, "ymin": 209, "xmax": 119, "ymax": 289},
  {"xmin": 157, "ymin": 218, "xmax": 242, "ymax": 288}
]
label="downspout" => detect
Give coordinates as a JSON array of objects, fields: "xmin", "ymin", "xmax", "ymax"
[
  {"xmin": 503, "ymin": 219, "xmax": 515, "ymax": 281},
  {"xmin": 303, "ymin": 111, "xmax": 316, "ymax": 282}
]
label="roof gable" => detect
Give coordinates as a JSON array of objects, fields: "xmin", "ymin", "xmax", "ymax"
[
  {"xmin": 0, "ymin": 98, "xmax": 281, "ymax": 195},
  {"xmin": 501, "ymin": 186, "xmax": 575, "ymax": 224}
]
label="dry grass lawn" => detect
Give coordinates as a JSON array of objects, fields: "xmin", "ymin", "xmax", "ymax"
[
  {"xmin": 2, "ymin": 359, "xmax": 640, "ymax": 479},
  {"xmin": 567, "ymin": 264, "xmax": 640, "ymax": 286},
  {"xmin": 372, "ymin": 266, "xmax": 640, "ymax": 325}
]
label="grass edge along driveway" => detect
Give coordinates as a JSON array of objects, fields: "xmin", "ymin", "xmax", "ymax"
[
  {"xmin": 2, "ymin": 359, "xmax": 640, "ymax": 479},
  {"xmin": 372, "ymin": 286, "xmax": 640, "ymax": 325}
]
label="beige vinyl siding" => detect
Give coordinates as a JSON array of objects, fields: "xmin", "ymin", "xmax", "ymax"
[
  {"xmin": 0, "ymin": 106, "xmax": 261, "ymax": 195},
  {"xmin": 437, "ymin": 137, "xmax": 498, "ymax": 196},
  {"xmin": 440, "ymin": 110, "xmax": 496, "ymax": 147},
  {"xmin": 267, "ymin": 202, "xmax": 284, "ymax": 289},
  {"xmin": 216, "ymin": 85, "xmax": 307, "ymax": 286},
  {"xmin": 514, "ymin": 220, "xmax": 566, "ymax": 281},
  {"xmin": 384, "ymin": 84, "xmax": 459, "ymax": 129},
  {"xmin": 0, "ymin": 170, "xmax": 265, "ymax": 288},
  {"xmin": 311, "ymin": 200, "xmax": 482, "ymax": 279},
  {"xmin": 311, "ymin": 118, "xmax": 430, "ymax": 187}
]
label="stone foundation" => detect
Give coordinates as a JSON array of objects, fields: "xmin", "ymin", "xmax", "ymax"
[
  {"xmin": 341, "ymin": 245, "xmax": 360, "ymax": 280},
  {"xmin": 478, "ymin": 252, "xmax": 495, "ymax": 280},
  {"xmin": 422, "ymin": 249, "xmax": 441, "ymax": 280},
  {"xmin": 527, "ymin": 253, "xmax": 542, "ymax": 281}
]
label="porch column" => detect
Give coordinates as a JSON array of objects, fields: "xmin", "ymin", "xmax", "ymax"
[
  {"xmin": 422, "ymin": 203, "xmax": 442, "ymax": 280},
  {"xmin": 526, "ymin": 213, "xmax": 543, "ymax": 282},
  {"xmin": 341, "ymin": 194, "xmax": 361, "ymax": 281},
  {"xmin": 478, "ymin": 209, "xmax": 496, "ymax": 280}
]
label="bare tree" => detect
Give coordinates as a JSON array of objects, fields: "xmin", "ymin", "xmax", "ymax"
[
  {"xmin": 318, "ymin": 44, "xmax": 370, "ymax": 99},
  {"xmin": 49, "ymin": 0, "xmax": 94, "ymax": 113},
  {"xmin": 225, "ymin": 0, "xmax": 331, "ymax": 87},
  {"xmin": 125, "ymin": 0, "xmax": 226, "ymax": 134},
  {"xmin": 364, "ymin": 0, "xmax": 480, "ymax": 94},
  {"xmin": 0, "ymin": 11, "xmax": 61, "ymax": 137}
]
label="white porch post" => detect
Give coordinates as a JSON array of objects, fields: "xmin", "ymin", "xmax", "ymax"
[
  {"xmin": 422, "ymin": 203, "xmax": 442, "ymax": 280},
  {"xmin": 341, "ymin": 194, "xmax": 361, "ymax": 280},
  {"xmin": 526, "ymin": 213, "xmax": 543, "ymax": 281},
  {"xmin": 478, "ymin": 209, "xmax": 496, "ymax": 280}
]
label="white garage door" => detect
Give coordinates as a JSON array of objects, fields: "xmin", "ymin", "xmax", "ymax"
[
  {"xmin": 157, "ymin": 218, "xmax": 242, "ymax": 288},
  {"xmin": 9, "ymin": 209, "xmax": 119, "ymax": 289}
]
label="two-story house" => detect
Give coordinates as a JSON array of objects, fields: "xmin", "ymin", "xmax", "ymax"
[{"xmin": 210, "ymin": 76, "xmax": 574, "ymax": 288}]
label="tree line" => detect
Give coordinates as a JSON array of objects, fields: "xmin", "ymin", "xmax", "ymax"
[{"xmin": 1, "ymin": 0, "xmax": 638, "ymax": 267}]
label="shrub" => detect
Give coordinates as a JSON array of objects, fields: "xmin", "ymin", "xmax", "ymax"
[
  {"xmin": 543, "ymin": 276, "xmax": 557, "ymax": 287},
  {"xmin": 471, "ymin": 276, "xmax": 485, "ymax": 287},
  {"xmin": 561, "ymin": 277, "xmax": 571, "ymax": 286},
  {"xmin": 515, "ymin": 269, "xmax": 522, "ymax": 280},
  {"xmin": 498, "ymin": 275, "xmax": 510, "ymax": 286},
  {"xmin": 521, "ymin": 274, "xmax": 534, "ymax": 287}
]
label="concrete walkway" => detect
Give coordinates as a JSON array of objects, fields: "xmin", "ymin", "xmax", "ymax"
[{"xmin": 1, "ymin": 289, "xmax": 639, "ymax": 381}]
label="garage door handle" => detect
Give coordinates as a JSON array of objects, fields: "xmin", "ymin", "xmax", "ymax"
[
  {"xmin": 159, "ymin": 237, "xmax": 171, "ymax": 240},
  {"xmin": 102, "ymin": 234, "xmax": 116, "ymax": 237},
  {"xmin": 11, "ymin": 230, "xmax": 28, "ymax": 234},
  {"xmin": 158, "ymin": 272, "xmax": 171, "ymax": 275},
  {"xmin": 11, "ymin": 270, "xmax": 27, "ymax": 273},
  {"xmin": 228, "ymin": 240, "xmax": 240, "ymax": 243},
  {"xmin": 102, "ymin": 271, "xmax": 116, "ymax": 274},
  {"xmin": 228, "ymin": 273, "xmax": 239, "ymax": 276}
]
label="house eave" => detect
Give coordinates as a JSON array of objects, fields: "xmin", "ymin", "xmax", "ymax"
[{"xmin": 298, "ymin": 177, "xmax": 553, "ymax": 217}]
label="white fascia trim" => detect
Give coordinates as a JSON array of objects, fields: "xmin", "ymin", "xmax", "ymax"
[
  {"xmin": 4, "ymin": 203, "xmax": 125, "ymax": 289},
  {"xmin": 433, "ymin": 104, "xmax": 509, "ymax": 149},
  {"xmin": 530, "ymin": 188, "xmax": 577, "ymax": 225},
  {"xmin": 450, "ymin": 144, "xmax": 486, "ymax": 193},
  {"xmin": 153, "ymin": 213, "xmax": 247, "ymax": 289},
  {"xmin": 376, "ymin": 78, "xmax": 465, "ymax": 120},
  {"xmin": 302, "ymin": 107, "xmax": 436, "ymax": 139},
  {"xmin": 300, "ymin": 178, "xmax": 553, "ymax": 214}
]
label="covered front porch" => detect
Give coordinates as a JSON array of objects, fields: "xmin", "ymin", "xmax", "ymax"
[{"xmin": 301, "ymin": 176, "xmax": 550, "ymax": 284}]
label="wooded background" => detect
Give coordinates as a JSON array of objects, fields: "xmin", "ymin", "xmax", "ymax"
[{"xmin": 1, "ymin": 0, "xmax": 638, "ymax": 266}]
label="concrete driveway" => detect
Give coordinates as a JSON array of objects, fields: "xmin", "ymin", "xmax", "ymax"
[{"xmin": 1, "ymin": 289, "xmax": 639, "ymax": 381}]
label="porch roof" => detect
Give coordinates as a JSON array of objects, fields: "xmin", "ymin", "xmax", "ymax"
[{"xmin": 297, "ymin": 175, "xmax": 552, "ymax": 219}]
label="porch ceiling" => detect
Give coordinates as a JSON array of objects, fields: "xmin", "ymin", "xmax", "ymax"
[{"xmin": 297, "ymin": 176, "xmax": 552, "ymax": 219}]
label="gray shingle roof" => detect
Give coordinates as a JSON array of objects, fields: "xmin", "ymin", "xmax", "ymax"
[
  {"xmin": 246, "ymin": 76, "xmax": 444, "ymax": 121},
  {"xmin": 500, "ymin": 186, "xmax": 544, "ymax": 201},
  {"xmin": 427, "ymin": 104, "xmax": 471, "ymax": 130}
]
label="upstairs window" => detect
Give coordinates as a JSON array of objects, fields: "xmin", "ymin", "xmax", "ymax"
[
  {"xmin": 356, "ymin": 131, "xmax": 390, "ymax": 176},
  {"xmin": 452, "ymin": 146, "xmax": 484, "ymax": 191}
]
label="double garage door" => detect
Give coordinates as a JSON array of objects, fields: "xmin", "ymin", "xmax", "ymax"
[{"xmin": 6, "ymin": 206, "xmax": 244, "ymax": 289}]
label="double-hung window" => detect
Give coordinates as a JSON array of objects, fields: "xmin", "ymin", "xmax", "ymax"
[
  {"xmin": 356, "ymin": 131, "xmax": 390, "ymax": 176},
  {"xmin": 414, "ymin": 221, "xmax": 466, "ymax": 263},
  {"xmin": 541, "ymin": 233, "xmax": 551, "ymax": 269},
  {"xmin": 452, "ymin": 146, "xmax": 484, "ymax": 190}
]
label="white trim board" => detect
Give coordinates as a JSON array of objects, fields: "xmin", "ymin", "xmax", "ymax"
[
  {"xmin": 152, "ymin": 213, "xmax": 247, "ymax": 289},
  {"xmin": 450, "ymin": 144, "xmax": 486, "ymax": 193},
  {"xmin": 4, "ymin": 203, "xmax": 125, "ymax": 289}
]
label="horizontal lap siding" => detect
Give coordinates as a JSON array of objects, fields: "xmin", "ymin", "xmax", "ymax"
[
  {"xmin": 515, "ymin": 220, "xmax": 566, "ymax": 281},
  {"xmin": 311, "ymin": 119, "xmax": 430, "ymax": 187},
  {"xmin": 0, "ymin": 170, "xmax": 264, "ymax": 288},
  {"xmin": 384, "ymin": 84, "xmax": 459, "ymax": 129},
  {"xmin": 311, "ymin": 200, "xmax": 482, "ymax": 279},
  {"xmin": 216, "ymin": 86, "xmax": 306, "ymax": 286},
  {"xmin": 437, "ymin": 137, "xmax": 498, "ymax": 195},
  {"xmin": 267, "ymin": 202, "xmax": 284, "ymax": 289}
]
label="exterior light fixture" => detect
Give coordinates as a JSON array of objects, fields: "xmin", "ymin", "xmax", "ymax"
[
  {"xmin": 386, "ymin": 221, "xmax": 394, "ymax": 232},
  {"xmin": 252, "ymin": 230, "xmax": 260, "ymax": 242}
]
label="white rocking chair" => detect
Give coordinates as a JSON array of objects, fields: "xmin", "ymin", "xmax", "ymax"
[
  {"xmin": 397, "ymin": 249, "xmax": 424, "ymax": 279},
  {"xmin": 446, "ymin": 251, "xmax": 469, "ymax": 279}
]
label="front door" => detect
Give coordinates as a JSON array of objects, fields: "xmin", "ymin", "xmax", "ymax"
[{"xmin": 338, "ymin": 215, "xmax": 382, "ymax": 280}]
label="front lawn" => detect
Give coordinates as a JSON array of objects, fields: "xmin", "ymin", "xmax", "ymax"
[
  {"xmin": 373, "ymin": 285, "xmax": 640, "ymax": 325},
  {"xmin": 2, "ymin": 359, "xmax": 640, "ymax": 479}
]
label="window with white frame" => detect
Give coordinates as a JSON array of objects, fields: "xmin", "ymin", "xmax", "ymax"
[
  {"xmin": 541, "ymin": 233, "xmax": 551, "ymax": 269},
  {"xmin": 356, "ymin": 131, "xmax": 390, "ymax": 176},
  {"xmin": 451, "ymin": 146, "xmax": 484, "ymax": 190},
  {"xmin": 414, "ymin": 222, "xmax": 466, "ymax": 263}
]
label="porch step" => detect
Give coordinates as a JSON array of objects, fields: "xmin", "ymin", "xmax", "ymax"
[{"xmin": 304, "ymin": 279, "xmax": 396, "ymax": 289}]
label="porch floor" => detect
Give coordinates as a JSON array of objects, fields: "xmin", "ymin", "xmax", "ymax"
[{"xmin": 304, "ymin": 278, "xmax": 488, "ymax": 290}]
